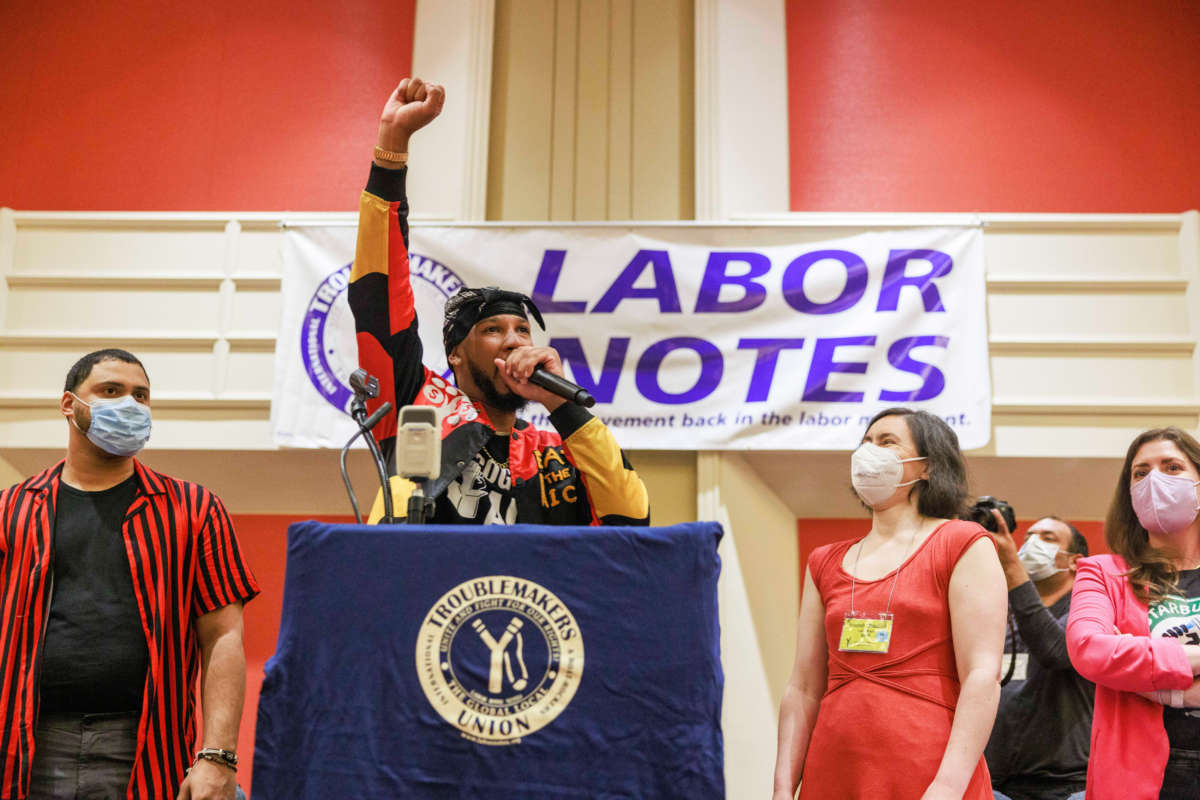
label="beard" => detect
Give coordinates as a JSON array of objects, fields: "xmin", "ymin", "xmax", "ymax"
[{"xmin": 467, "ymin": 360, "xmax": 528, "ymax": 413}]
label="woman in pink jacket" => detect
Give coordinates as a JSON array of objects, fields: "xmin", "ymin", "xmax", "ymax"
[{"xmin": 1066, "ymin": 427, "xmax": 1200, "ymax": 799}]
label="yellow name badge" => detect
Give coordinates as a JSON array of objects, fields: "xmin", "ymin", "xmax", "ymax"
[{"xmin": 838, "ymin": 613, "xmax": 893, "ymax": 653}]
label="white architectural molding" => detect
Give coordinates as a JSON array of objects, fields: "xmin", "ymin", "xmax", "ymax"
[
  {"xmin": 980, "ymin": 212, "xmax": 1185, "ymax": 231},
  {"xmin": 694, "ymin": 0, "xmax": 790, "ymax": 220},
  {"xmin": 5, "ymin": 274, "xmax": 229, "ymax": 289},
  {"xmin": 0, "ymin": 208, "xmax": 16, "ymax": 329},
  {"xmin": 9, "ymin": 211, "xmax": 283, "ymax": 227},
  {"xmin": 989, "ymin": 336, "xmax": 1196, "ymax": 354},
  {"xmin": 986, "ymin": 276, "xmax": 1189, "ymax": 293},
  {"xmin": 13, "ymin": 209, "xmax": 1186, "ymax": 231},
  {"xmin": 693, "ymin": 0, "xmax": 721, "ymax": 221},
  {"xmin": 0, "ymin": 391, "xmax": 272, "ymax": 410},
  {"xmin": 460, "ymin": 0, "xmax": 495, "ymax": 221},
  {"xmin": 215, "ymin": 220, "xmax": 240, "ymax": 395},
  {"xmin": 410, "ymin": 0, "xmax": 496, "ymax": 221},
  {"xmin": 697, "ymin": 452, "xmax": 777, "ymax": 799},
  {"xmin": 992, "ymin": 398, "xmax": 1200, "ymax": 416},
  {"xmin": 0, "ymin": 332, "xmax": 221, "ymax": 348},
  {"xmin": 696, "ymin": 450, "xmax": 720, "ymax": 521},
  {"xmin": 1180, "ymin": 210, "xmax": 1200, "ymax": 409},
  {"xmin": 736, "ymin": 211, "xmax": 1185, "ymax": 230}
]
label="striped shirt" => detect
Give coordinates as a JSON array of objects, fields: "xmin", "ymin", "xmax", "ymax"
[{"xmin": 0, "ymin": 460, "xmax": 259, "ymax": 799}]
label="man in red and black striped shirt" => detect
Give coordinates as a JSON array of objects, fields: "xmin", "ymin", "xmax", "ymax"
[{"xmin": 0, "ymin": 349, "xmax": 259, "ymax": 799}]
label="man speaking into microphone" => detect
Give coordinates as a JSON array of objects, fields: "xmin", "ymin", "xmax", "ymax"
[{"xmin": 348, "ymin": 77, "xmax": 649, "ymax": 527}]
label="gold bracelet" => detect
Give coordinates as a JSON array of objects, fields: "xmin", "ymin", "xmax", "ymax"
[{"xmin": 373, "ymin": 146, "xmax": 408, "ymax": 165}]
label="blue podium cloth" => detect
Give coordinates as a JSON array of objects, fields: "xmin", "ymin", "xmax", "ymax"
[{"xmin": 251, "ymin": 521, "xmax": 724, "ymax": 799}]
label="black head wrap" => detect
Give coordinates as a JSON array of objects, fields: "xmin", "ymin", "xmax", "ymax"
[{"xmin": 442, "ymin": 286, "xmax": 546, "ymax": 357}]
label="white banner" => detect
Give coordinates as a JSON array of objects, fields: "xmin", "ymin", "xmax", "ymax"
[{"xmin": 273, "ymin": 224, "xmax": 990, "ymax": 450}]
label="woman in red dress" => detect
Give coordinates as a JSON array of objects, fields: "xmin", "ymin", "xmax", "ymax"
[{"xmin": 773, "ymin": 408, "xmax": 1007, "ymax": 799}]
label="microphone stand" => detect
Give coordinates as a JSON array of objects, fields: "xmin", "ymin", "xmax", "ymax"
[
  {"xmin": 347, "ymin": 395, "xmax": 396, "ymax": 523},
  {"xmin": 406, "ymin": 482, "xmax": 433, "ymax": 525},
  {"xmin": 339, "ymin": 428, "xmax": 368, "ymax": 524}
]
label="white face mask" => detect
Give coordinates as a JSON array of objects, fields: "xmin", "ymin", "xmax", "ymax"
[
  {"xmin": 850, "ymin": 442, "xmax": 926, "ymax": 507},
  {"xmin": 1017, "ymin": 535, "xmax": 1063, "ymax": 582}
]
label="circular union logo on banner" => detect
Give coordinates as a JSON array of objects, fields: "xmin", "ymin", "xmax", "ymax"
[
  {"xmin": 300, "ymin": 253, "xmax": 462, "ymax": 414},
  {"xmin": 416, "ymin": 575, "xmax": 584, "ymax": 746}
]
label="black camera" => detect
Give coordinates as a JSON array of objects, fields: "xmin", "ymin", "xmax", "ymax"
[{"xmin": 967, "ymin": 496, "xmax": 1016, "ymax": 534}]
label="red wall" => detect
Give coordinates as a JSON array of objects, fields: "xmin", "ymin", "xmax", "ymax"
[
  {"xmin": 0, "ymin": 1, "xmax": 415, "ymax": 211},
  {"xmin": 785, "ymin": 0, "xmax": 1200, "ymax": 212},
  {"xmin": 233, "ymin": 513, "xmax": 353, "ymax": 794},
  {"xmin": 0, "ymin": 2, "xmax": 414, "ymax": 789}
]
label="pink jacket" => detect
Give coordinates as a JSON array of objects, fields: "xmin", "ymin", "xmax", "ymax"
[{"xmin": 1065, "ymin": 554, "xmax": 1195, "ymax": 800}]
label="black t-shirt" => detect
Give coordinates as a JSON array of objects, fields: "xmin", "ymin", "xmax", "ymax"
[
  {"xmin": 1149, "ymin": 567, "xmax": 1200, "ymax": 751},
  {"xmin": 40, "ymin": 475, "xmax": 149, "ymax": 713},
  {"xmin": 433, "ymin": 434, "xmax": 519, "ymax": 525},
  {"xmin": 985, "ymin": 581, "xmax": 1093, "ymax": 784}
]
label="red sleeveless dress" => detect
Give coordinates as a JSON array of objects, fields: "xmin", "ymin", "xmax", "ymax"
[{"xmin": 798, "ymin": 520, "xmax": 993, "ymax": 799}]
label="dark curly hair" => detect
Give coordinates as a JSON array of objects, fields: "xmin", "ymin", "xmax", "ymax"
[{"xmin": 64, "ymin": 348, "xmax": 147, "ymax": 393}]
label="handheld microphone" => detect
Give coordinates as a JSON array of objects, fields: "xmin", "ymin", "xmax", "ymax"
[{"xmin": 529, "ymin": 367, "xmax": 595, "ymax": 408}]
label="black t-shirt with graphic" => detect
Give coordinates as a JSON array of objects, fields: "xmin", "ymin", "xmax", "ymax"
[
  {"xmin": 1149, "ymin": 567, "xmax": 1200, "ymax": 751},
  {"xmin": 41, "ymin": 475, "xmax": 149, "ymax": 713},
  {"xmin": 433, "ymin": 434, "xmax": 519, "ymax": 526}
]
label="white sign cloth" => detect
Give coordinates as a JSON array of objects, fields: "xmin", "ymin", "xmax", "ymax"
[{"xmin": 273, "ymin": 224, "xmax": 990, "ymax": 450}]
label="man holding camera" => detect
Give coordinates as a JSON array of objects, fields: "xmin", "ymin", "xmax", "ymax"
[
  {"xmin": 979, "ymin": 501, "xmax": 1094, "ymax": 800},
  {"xmin": 348, "ymin": 77, "xmax": 649, "ymax": 526}
]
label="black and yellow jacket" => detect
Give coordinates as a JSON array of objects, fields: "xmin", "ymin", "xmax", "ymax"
[{"xmin": 348, "ymin": 164, "xmax": 649, "ymax": 526}]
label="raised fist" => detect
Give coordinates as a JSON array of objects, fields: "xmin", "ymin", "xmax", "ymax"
[{"xmin": 376, "ymin": 77, "xmax": 446, "ymax": 157}]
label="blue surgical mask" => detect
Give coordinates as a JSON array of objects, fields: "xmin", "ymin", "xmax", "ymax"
[{"xmin": 69, "ymin": 393, "xmax": 152, "ymax": 457}]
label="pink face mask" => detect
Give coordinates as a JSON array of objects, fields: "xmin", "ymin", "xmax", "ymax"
[{"xmin": 1130, "ymin": 468, "xmax": 1200, "ymax": 534}]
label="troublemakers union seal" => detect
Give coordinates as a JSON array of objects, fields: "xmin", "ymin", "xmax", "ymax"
[
  {"xmin": 416, "ymin": 576, "xmax": 584, "ymax": 746},
  {"xmin": 300, "ymin": 253, "xmax": 463, "ymax": 414}
]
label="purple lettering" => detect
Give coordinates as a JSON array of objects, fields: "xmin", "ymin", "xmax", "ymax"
[
  {"xmin": 781, "ymin": 250, "xmax": 868, "ymax": 315},
  {"xmin": 880, "ymin": 336, "xmax": 949, "ymax": 401},
  {"xmin": 695, "ymin": 251, "xmax": 771, "ymax": 312},
  {"xmin": 736, "ymin": 338, "xmax": 806, "ymax": 402},
  {"xmin": 592, "ymin": 250, "xmax": 682, "ymax": 313},
  {"xmin": 876, "ymin": 249, "xmax": 952, "ymax": 312},
  {"xmin": 549, "ymin": 337, "xmax": 629, "ymax": 404},
  {"xmin": 802, "ymin": 336, "xmax": 876, "ymax": 402},
  {"xmin": 530, "ymin": 250, "xmax": 587, "ymax": 312},
  {"xmin": 635, "ymin": 337, "xmax": 723, "ymax": 405}
]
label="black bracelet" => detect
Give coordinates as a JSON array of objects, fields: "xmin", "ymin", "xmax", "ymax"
[{"xmin": 193, "ymin": 747, "xmax": 238, "ymax": 772}]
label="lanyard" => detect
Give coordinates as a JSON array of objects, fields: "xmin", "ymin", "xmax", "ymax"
[{"xmin": 847, "ymin": 525, "xmax": 919, "ymax": 616}]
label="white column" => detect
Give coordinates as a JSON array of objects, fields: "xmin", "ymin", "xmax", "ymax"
[
  {"xmin": 410, "ymin": 0, "xmax": 497, "ymax": 221},
  {"xmin": 698, "ymin": 451, "xmax": 778, "ymax": 799},
  {"xmin": 1180, "ymin": 209, "xmax": 1200, "ymax": 423},
  {"xmin": 694, "ymin": 0, "xmax": 791, "ymax": 221},
  {"xmin": 0, "ymin": 208, "xmax": 14, "ymax": 328}
]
